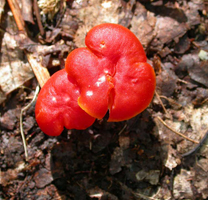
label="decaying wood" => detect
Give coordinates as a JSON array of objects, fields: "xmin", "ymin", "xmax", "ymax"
[{"xmin": 26, "ymin": 54, "xmax": 50, "ymax": 87}]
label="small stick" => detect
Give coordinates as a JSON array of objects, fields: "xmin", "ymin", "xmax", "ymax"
[
  {"xmin": 33, "ymin": 0, "xmax": 45, "ymax": 36},
  {"xmin": 201, "ymin": 98, "xmax": 208, "ymax": 105},
  {"xmin": 160, "ymin": 95, "xmax": 182, "ymax": 108},
  {"xmin": 7, "ymin": 0, "xmax": 50, "ymax": 87},
  {"xmin": 157, "ymin": 116, "xmax": 199, "ymax": 144},
  {"xmin": 7, "ymin": 0, "xmax": 25, "ymax": 32},
  {"xmin": 177, "ymin": 78, "xmax": 188, "ymax": 84},
  {"xmin": 118, "ymin": 124, "xmax": 127, "ymax": 135},
  {"xmin": 155, "ymin": 91, "xmax": 169, "ymax": 115},
  {"xmin": 20, "ymin": 85, "xmax": 40, "ymax": 161},
  {"xmin": 182, "ymin": 131, "xmax": 208, "ymax": 157}
]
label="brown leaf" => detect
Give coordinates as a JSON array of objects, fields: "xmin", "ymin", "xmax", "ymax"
[
  {"xmin": 152, "ymin": 16, "xmax": 187, "ymax": 48},
  {"xmin": 0, "ymin": 33, "xmax": 34, "ymax": 104},
  {"xmin": 0, "ymin": 109, "xmax": 17, "ymax": 130},
  {"xmin": 193, "ymin": 158, "xmax": 208, "ymax": 199},
  {"xmin": 34, "ymin": 168, "xmax": 54, "ymax": 188},
  {"xmin": 178, "ymin": 54, "xmax": 208, "ymax": 87},
  {"xmin": 130, "ymin": 2, "xmax": 156, "ymax": 49},
  {"xmin": 173, "ymin": 169, "xmax": 194, "ymax": 199},
  {"xmin": 22, "ymin": 0, "xmax": 34, "ymax": 24},
  {"xmin": 74, "ymin": 0, "xmax": 121, "ymax": 47},
  {"xmin": 0, "ymin": 0, "xmax": 5, "ymax": 21},
  {"xmin": 174, "ymin": 34, "xmax": 190, "ymax": 54},
  {"xmin": 156, "ymin": 64, "xmax": 178, "ymax": 97}
]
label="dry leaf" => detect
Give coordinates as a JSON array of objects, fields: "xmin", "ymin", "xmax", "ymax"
[
  {"xmin": 22, "ymin": 0, "xmax": 34, "ymax": 24},
  {"xmin": 173, "ymin": 169, "xmax": 194, "ymax": 199},
  {"xmin": 0, "ymin": 33, "xmax": 34, "ymax": 104},
  {"xmin": 193, "ymin": 157, "xmax": 208, "ymax": 199},
  {"xmin": 130, "ymin": 2, "xmax": 156, "ymax": 49},
  {"xmin": 74, "ymin": 0, "xmax": 122, "ymax": 47},
  {"xmin": 0, "ymin": 0, "xmax": 5, "ymax": 21}
]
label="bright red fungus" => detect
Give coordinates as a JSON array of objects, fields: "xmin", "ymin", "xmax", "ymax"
[
  {"xmin": 65, "ymin": 23, "xmax": 156, "ymax": 121},
  {"xmin": 35, "ymin": 23, "xmax": 156, "ymax": 136},
  {"xmin": 35, "ymin": 69, "xmax": 95, "ymax": 136}
]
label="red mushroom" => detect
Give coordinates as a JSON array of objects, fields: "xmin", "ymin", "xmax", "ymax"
[
  {"xmin": 65, "ymin": 23, "xmax": 156, "ymax": 121},
  {"xmin": 35, "ymin": 69, "xmax": 95, "ymax": 136},
  {"xmin": 35, "ymin": 23, "xmax": 156, "ymax": 136}
]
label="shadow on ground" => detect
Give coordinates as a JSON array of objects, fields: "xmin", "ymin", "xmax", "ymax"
[{"xmin": 49, "ymin": 111, "xmax": 166, "ymax": 199}]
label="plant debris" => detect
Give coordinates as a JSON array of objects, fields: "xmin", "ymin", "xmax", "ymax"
[{"xmin": 1, "ymin": 0, "xmax": 208, "ymax": 199}]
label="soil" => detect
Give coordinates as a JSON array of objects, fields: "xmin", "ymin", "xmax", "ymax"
[{"xmin": 0, "ymin": 0, "xmax": 208, "ymax": 199}]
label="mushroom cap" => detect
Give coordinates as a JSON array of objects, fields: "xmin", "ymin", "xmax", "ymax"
[
  {"xmin": 65, "ymin": 23, "xmax": 156, "ymax": 121},
  {"xmin": 35, "ymin": 69, "xmax": 95, "ymax": 136}
]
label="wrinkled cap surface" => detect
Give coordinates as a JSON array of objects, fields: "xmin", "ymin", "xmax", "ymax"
[
  {"xmin": 35, "ymin": 69, "xmax": 95, "ymax": 136},
  {"xmin": 65, "ymin": 23, "xmax": 156, "ymax": 121}
]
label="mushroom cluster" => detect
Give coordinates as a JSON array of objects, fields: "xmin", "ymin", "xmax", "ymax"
[{"xmin": 35, "ymin": 23, "xmax": 156, "ymax": 136}]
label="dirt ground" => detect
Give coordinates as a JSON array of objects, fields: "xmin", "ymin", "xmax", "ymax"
[{"xmin": 0, "ymin": 0, "xmax": 208, "ymax": 199}]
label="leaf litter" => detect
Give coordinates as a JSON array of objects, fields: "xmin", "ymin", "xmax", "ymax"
[{"xmin": 1, "ymin": 0, "xmax": 208, "ymax": 199}]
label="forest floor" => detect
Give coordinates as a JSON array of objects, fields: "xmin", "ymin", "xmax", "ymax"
[{"xmin": 0, "ymin": 0, "xmax": 208, "ymax": 199}]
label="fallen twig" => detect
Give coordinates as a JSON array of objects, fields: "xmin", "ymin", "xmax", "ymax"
[
  {"xmin": 118, "ymin": 124, "xmax": 127, "ymax": 135},
  {"xmin": 156, "ymin": 116, "xmax": 199, "ymax": 144},
  {"xmin": 7, "ymin": 0, "xmax": 25, "ymax": 32},
  {"xmin": 201, "ymin": 98, "xmax": 208, "ymax": 105},
  {"xmin": 33, "ymin": 0, "xmax": 45, "ymax": 36},
  {"xmin": 7, "ymin": 0, "xmax": 50, "ymax": 87},
  {"xmin": 159, "ymin": 95, "xmax": 182, "ymax": 109},
  {"xmin": 155, "ymin": 90, "xmax": 169, "ymax": 115},
  {"xmin": 20, "ymin": 85, "xmax": 40, "ymax": 161}
]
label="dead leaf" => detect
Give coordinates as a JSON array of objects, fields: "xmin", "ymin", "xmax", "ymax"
[
  {"xmin": 135, "ymin": 169, "xmax": 160, "ymax": 185},
  {"xmin": 0, "ymin": 109, "xmax": 18, "ymax": 130},
  {"xmin": 34, "ymin": 168, "xmax": 54, "ymax": 188},
  {"xmin": 0, "ymin": 0, "xmax": 5, "ymax": 21},
  {"xmin": 193, "ymin": 157, "xmax": 208, "ymax": 199},
  {"xmin": 74, "ymin": 0, "xmax": 122, "ymax": 47},
  {"xmin": 118, "ymin": 135, "xmax": 130, "ymax": 149},
  {"xmin": 174, "ymin": 34, "xmax": 190, "ymax": 54},
  {"xmin": 152, "ymin": 16, "xmax": 187, "ymax": 49},
  {"xmin": 109, "ymin": 147, "xmax": 134, "ymax": 175},
  {"xmin": 0, "ymin": 33, "xmax": 34, "ymax": 104},
  {"xmin": 177, "ymin": 54, "xmax": 208, "ymax": 87},
  {"xmin": 130, "ymin": 2, "xmax": 156, "ymax": 49},
  {"xmin": 173, "ymin": 169, "xmax": 194, "ymax": 199},
  {"xmin": 0, "ymin": 161, "xmax": 26, "ymax": 186},
  {"xmin": 151, "ymin": 176, "xmax": 172, "ymax": 200},
  {"xmin": 156, "ymin": 66, "xmax": 178, "ymax": 97},
  {"xmin": 185, "ymin": 0, "xmax": 203, "ymax": 27},
  {"xmin": 22, "ymin": 0, "xmax": 34, "ymax": 24}
]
